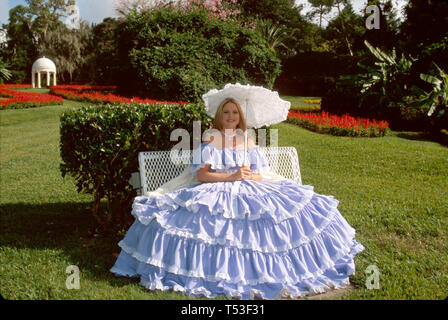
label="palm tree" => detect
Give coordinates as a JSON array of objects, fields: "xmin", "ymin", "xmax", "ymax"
[{"xmin": 255, "ymin": 19, "xmax": 289, "ymax": 53}]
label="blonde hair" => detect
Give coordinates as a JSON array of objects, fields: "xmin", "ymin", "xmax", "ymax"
[{"xmin": 212, "ymin": 98, "xmax": 247, "ymax": 132}]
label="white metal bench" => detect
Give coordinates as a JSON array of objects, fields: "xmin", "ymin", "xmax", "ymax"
[{"xmin": 129, "ymin": 147, "xmax": 301, "ymax": 195}]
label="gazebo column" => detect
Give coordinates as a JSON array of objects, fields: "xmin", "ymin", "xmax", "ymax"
[
  {"xmin": 32, "ymin": 72, "xmax": 35, "ymax": 88},
  {"xmin": 37, "ymin": 71, "xmax": 41, "ymax": 88},
  {"xmin": 53, "ymin": 72, "xmax": 57, "ymax": 86},
  {"xmin": 47, "ymin": 71, "xmax": 50, "ymax": 87}
]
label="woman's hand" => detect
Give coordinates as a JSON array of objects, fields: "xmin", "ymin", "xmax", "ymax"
[
  {"xmin": 231, "ymin": 165, "xmax": 253, "ymax": 181},
  {"xmin": 197, "ymin": 164, "xmax": 262, "ymax": 183}
]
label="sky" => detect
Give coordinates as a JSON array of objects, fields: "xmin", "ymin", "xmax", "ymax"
[
  {"xmin": 1, "ymin": 0, "xmax": 118, "ymax": 27},
  {"xmin": 1, "ymin": 0, "xmax": 407, "ymax": 28}
]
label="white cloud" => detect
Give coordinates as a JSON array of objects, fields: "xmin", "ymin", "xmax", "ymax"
[{"xmin": 1, "ymin": 0, "xmax": 9, "ymax": 27}]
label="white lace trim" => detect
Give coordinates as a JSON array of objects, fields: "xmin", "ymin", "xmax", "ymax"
[
  {"xmin": 116, "ymin": 236, "xmax": 365, "ymax": 286},
  {"xmin": 111, "ymin": 266, "xmax": 352, "ymax": 300}
]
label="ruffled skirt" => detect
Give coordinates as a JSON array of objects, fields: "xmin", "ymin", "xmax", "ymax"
[{"xmin": 110, "ymin": 180, "xmax": 364, "ymax": 299}]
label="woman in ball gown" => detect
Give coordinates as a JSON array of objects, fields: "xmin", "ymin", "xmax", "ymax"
[{"xmin": 110, "ymin": 97, "xmax": 364, "ymax": 299}]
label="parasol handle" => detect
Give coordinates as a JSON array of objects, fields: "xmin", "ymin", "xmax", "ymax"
[
  {"xmin": 243, "ymin": 97, "xmax": 248, "ymax": 166},
  {"xmin": 243, "ymin": 130, "xmax": 247, "ymax": 165}
]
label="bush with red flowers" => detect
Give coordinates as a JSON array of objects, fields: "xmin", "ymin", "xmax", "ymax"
[
  {"xmin": 0, "ymin": 84, "xmax": 63, "ymax": 109},
  {"xmin": 50, "ymin": 85, "xmax": 188, "ymax": 105},
  {"xmin": 287, "ymin": 110, "xmax": 390, "ymax": 137}
]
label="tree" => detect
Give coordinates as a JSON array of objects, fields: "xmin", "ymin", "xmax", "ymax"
[
  {"xmin": 399, "ymin": 0, "xmax": 448, "ymax": 71},
  {"xmin": 91, "ymin": 18, "xmax": 122, "ymax": 85},
  {"xmin": 226, "ymin": 0, "xmax": 310, "ymax": 56},
  {"xmin": 255, "ymin": 19, "xmax": 290, "ymax": 53},
  {"xmin": 400, "ymin": 0, "xmax": 448, "ymax": 56},
  {"xmin": 2, "ymin": 5, "xmax": 38, "ymax": 83},
  {"xmin": 38, "ymin": 21, "xmax": 94, "ymax": 83},
  {"xmin": 114, "ymin": 0, "xmax": 170, "ymax": 16},
  {"xmin": 115, "ymin": 0, "xmax": 240, "ymax": 20},
  {"xmin": 307, "ymin": 0, "xmax": 334, "ymax": 28},
  {"xmin": 23, "ymin": 0, "xmax": 76, "ymax": 46}
]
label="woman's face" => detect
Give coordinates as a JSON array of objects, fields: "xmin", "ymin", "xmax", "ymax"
[{"xmin": 221, "ymin": 102, "xmax": 240, "ymax": 130}]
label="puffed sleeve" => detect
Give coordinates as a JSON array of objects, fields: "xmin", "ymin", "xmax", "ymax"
[{"xmin": 189, "ymin": 143, "xmax": 214, "ymax": 176}]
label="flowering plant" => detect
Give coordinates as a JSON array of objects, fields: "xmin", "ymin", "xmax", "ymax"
[
  {"xmin": 50, "ymin": 85, "xmax": 188, "ymax": 105},
  {"xmin": 0, "ymin": 84, "xmax": 63, "ymax": 109},
  {"xmin": 287, "ymin": 110, "xmax": 390, "ymax": 137}
]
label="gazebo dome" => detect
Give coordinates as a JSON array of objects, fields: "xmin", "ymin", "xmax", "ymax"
[
  {"xmin": 31, "ymin": 56, "xmax": 57, "ymax": 88},
  {"xmin": 32, "ymin": 56, "xmax": 56, "ymax": 73}
]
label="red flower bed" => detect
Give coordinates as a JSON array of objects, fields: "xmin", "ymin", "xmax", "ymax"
[
  {"xmin": 0, "ymin": 84, "xmax": 33, "ymax": 89},
  {"xmin": 0, "ymin": 84, "xmax": 64, "ymax": 109},
  {"xmin": 287, "ymin": 110, "xmax": 390, "ymax": 137},
  {"xmin": 51, "ymin": 85, "xmax": 117, "ymax": 91},
  {"xmin": 50, "ymin": 85, "xmax": 188, "ymax": 105}
]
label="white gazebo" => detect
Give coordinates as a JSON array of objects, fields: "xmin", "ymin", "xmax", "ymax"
[{"xmin": 32, "ymin": 57, "xmax": 57, "ymax": 88}]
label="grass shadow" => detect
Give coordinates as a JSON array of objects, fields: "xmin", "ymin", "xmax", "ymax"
[
  {"xmin": 393, "ymin": 131, "xmax": 448, "ymax": 147},
  {"xmin": 0, "ymin": 201, "xmax": 135, "ymax": 288}
]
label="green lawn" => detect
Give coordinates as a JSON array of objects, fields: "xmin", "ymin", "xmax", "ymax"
[
  {"xmin": 281, "ymin": 95, "xmax": 321, "ymax": 108},
  {"xmin": 1, "ymin": 94, "xmax": 447, "ymax": 300}
]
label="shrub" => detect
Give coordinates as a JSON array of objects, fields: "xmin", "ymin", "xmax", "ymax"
[
  {"xmin": 60, "ymin": 102, "xmax": 213, "ymax": 234},
  {"xmin": 115, "ymin": 7, "xmax": 281, "ymax": 102}
]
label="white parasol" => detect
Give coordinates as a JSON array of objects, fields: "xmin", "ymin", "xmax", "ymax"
[{"xmin": 202, "ymin": 83, "xmax": 291, "ymax": 164}]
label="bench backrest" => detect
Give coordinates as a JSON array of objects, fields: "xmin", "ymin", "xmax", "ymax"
[{"xmin": 137, "ymin": 146, "xmax": 301, "ymax": 195}]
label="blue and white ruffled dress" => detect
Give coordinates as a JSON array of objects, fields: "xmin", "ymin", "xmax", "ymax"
[{"xmin": 110, "ymin": 143, "xmax": 365, "ymax": 299}]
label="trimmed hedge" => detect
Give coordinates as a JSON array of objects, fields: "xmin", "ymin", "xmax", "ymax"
[{"xmin": 60, "ymin": 103, "xmax": 213, "ymax": 234}]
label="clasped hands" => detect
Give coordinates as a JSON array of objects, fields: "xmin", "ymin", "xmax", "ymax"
[{"xmin": 231, "ymin": 165, "xmax": 255, "ymax": 181}]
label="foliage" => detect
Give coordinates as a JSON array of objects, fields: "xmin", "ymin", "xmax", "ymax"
[
  {"xmin": 115, "ymin": 6, "xmax": 281, "ymax": 102},
  {"xmin": 90, "ymin": 18, "xmax": 122, "ymax": 85},
  {"xmin": 323, "ymin": 0, "xmax": 365, "ymax": 56},
  {"xmin": 407, "ymin": 62, "xmax": 448, "ymax": 134},
  {"xmin": 22, "ymin": 0, "xmax": 76, "ymax": 45},
  {"xmin": 38, "ymin": 21, "xmax": 94, "ymax": 83},
  {"xmin": 228, "ymin": 0, "xmax": 309, "ymax": 57},
  {"xmin": 287, "ymin": 110, "xmax": 389, "ymax": 137},
  {"xmin": 400, "ymin": 0, "xmax": 448, "ymax": 59},
  {"xmin": 254, "ymin": 19, "xmax": 290, "ymax": 53},
  {"xmin": 306, "ymin": 0, "xmax": 334, "ymax": 28},
  {"xmin": 0, "ymin": 57, "xmax": 12, "ymax": 83},
  {"xmin": 115, "ymin": 0, "xmax": 241, "ymax": 20},
  {"xmin": 59, "ymin": 103, "xmax": 213, "ymax": 234},
  {"xmin": 334, "ymin": 40, "xmax": 419, "ymax": 118},
  {"xmin": 416, "ymin": 63, "xmax": 448, "ymax": 118},
  {"xmin": 275, "ymin": 52, "xmax": 361, "ymax": 96},
  {"xmin": 1, "ymin": 6, "xmax": 39, "ymax": 83}
]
